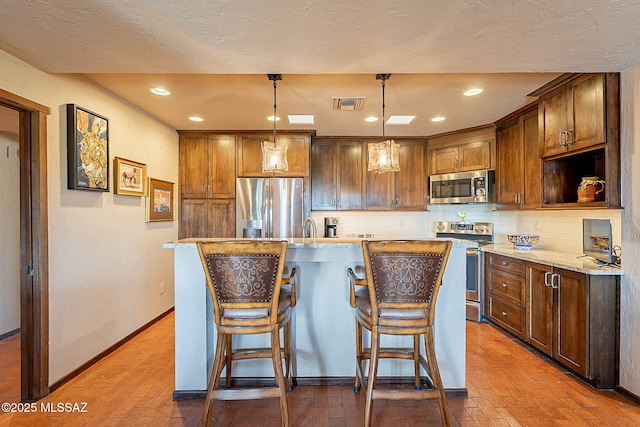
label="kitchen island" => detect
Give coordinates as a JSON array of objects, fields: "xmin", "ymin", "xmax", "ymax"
[{"xmin": 164, "ymin": 237, "xmax": 471, "ymax": 399}]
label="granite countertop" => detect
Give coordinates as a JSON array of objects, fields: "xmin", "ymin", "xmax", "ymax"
[
  {"xmin": 163, "ymin": 237, "xmax": 477, "ymax": 249},
  {"xmin": 481, "ymin": 244, "xmax": 623, "ymax": 276}
]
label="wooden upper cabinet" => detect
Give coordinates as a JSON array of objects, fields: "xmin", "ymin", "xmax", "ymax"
[
  {"xmin": 179, "ymin": 133, "xmax": 236, "ymax": 199},
  {"xmin": 395, "ymin": 140, "xmax": 427, "ymax": 210},
  {"xmin": 311, "ymin": 139, "xmax": 364, "ymax": 210},
  {"xmin": 539, "ymin": 73, "xmax": 606, "ymax": 158},
  {"xmin": 311, "ymin": 137, "xmax": 426, "ymax": 211},
  {"xmin": 496, "ymin": 106, "xmax": 541, "ymax": 209},
  {"xmin": 237, "ymin": 132, "xmax": 311, "ymax": 177},
  {"xmin": 428, "ymin": 125, "xmax": 495, "ymax": 175}
]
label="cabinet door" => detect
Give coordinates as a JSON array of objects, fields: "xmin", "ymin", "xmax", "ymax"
[
  {"xmin": 430, "ymin": 146, "xmax": 458, "ymax": 175},
  {"xmin": 180, "ymin": 199, "xmax": 235, "ymax": 239},
  {"xmin": 179, "ymin": 134, "xmax": 209, "ymax": 198},
  {"xmin": 209, "ymin": 135, "xmax": 236, "ymax": 198},
  {"xmin": 365, "ymin": 170, "xmax": 394, "ymax": 209},
  {"xmin": 569, "ymin": 74, "xmax": 605, "ymax": 151},
  {"xmin": 180, "ymin": 199, "xmax": 208, "ymax": 239},
  {"xmin": 395, "ymin": 140, "xmax": 427, "ymax": 210},
  {"xmin": 554, "ymin": 268, "xmax": 588, "ymax": 376},
  {"xmin": 525, "ymin": 262, "xmax": 553, "ymax": 356},
  {"xmin": 457, "ymin": 140, "xmax": 491, "ymax": 172},
  {"xmin": 496, "ymin": 119, "xmax": 523, "ymax": 206},
  {"xmin": 337, "ymin": 141, "xmax": 364, "ymax": 210},
  {"xmin": 238, "ymin": 133, "xmax": 310, "ymax": 177},
  {"xmin": 540, "ymin": 85, "xmax": 568, "ymax": 157},
  {"xmin": 311, "ymin": 141, "xmax": 337, "ymax": 210},
  {"xmin": 522, "ymin": 110, "xmax": 542, "ymax": 207},
  {"xmin": 207, "ymin": 199, "xmax": 235, "ymax": 238}
]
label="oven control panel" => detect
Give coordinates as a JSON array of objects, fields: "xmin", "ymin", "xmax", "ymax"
[{"xmin": 434, "ymin": 221, "xmax": 493, "ymax": 236}]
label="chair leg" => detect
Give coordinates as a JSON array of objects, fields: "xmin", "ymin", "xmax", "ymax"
[
  {"xmin": 203, "ymin": 329, "xmax": 227, "ymax": 427},
  {"xmin": 225, "ymin": 335, "xmax": 233, "ymax": 387},
  {"xmin": 354, "ymin": 320, "xmax": 363, "ymax": 393},
  {"xmin": 364, "ymin": 326, "xmax": 380, "ymax": 427},
  {"xmin": 283, "ymin": 320, "xmax": 294, "ymax": 391},
  {"xmin": 424, "ymin": 327, "xmax": 450, "ymax": 426},
  {"xmin": 413, "ymin": 334, "xmax": 421, "ymax": 389},
  {"xmin": 271, "ymin": 326, "xmax": 289, "ymax": 427}
]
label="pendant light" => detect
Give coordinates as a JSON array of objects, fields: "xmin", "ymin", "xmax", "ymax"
[
  {"xmin": 367, "ymin": 73, "xmax": 400, "ymax": 174},
  {"xmin": 262, "ymin": 74, "xmax": 288, "ymax": 174}
]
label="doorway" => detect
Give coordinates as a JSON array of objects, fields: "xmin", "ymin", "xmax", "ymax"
[{"xmin": 0, "ymin": 88, "xmax": 50, "ymax": 401}]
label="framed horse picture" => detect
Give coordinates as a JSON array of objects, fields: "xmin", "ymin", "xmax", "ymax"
[{"xmin": 113, "ymin": 157, "xmax": 147, "ymax": 196}]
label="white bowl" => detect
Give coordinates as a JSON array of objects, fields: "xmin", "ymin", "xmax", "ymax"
[{"xmin": 507, "ymin": 234, "xmax": 540, "ymax": 251}]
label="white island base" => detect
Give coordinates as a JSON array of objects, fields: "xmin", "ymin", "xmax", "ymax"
[{"xmin": 164, "ymin": 238, "xmax": 469, "ymax": 399}]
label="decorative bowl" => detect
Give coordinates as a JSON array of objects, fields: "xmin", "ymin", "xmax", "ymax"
[
  {"xmin": 507, "ymin": 234, "xmax": 540, "ymax": 251},
  {"xmin": 590, "ymin": 234, "xmax": 610, "ymax": 251}
]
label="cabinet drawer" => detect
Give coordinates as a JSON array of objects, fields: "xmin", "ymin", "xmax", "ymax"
[
  {"xmin": 488, "ymin": 296, "xmax": 525, "ymax": 338},
  {"xmin": 487, "ymin": 253, "xmax": 525, "ymax": 275},
  {"xmin": 488, "ymin": 269, "xmax": 524, "ymax": 305}
]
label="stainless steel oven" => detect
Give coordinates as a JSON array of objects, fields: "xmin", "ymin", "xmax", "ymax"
[{"xmin": 435, "ymin": 221, "xmax": 494, "ymax": 322}]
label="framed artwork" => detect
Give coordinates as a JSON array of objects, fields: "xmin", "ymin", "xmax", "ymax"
[
  {"xmin": 147, "ymin": 178, "xmax": 174, "ymax": 222},
  {"xmin": 66, "ymin": 104, "xmax": 109, "ymax": 191},
  {"xmin": 113, "ymin": 157, "xmax": 147, "ymax": 196}
]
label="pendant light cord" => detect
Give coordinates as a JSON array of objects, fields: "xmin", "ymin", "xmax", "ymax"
[
  {"xmin": 381, "ymin": 76, "xmax": 386, "ymax": 140},
  {"xmin": 272, "ymin": 78, "xmax": 277, "ymax": 143}
]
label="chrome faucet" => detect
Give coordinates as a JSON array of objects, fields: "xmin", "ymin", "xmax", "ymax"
[{"xmin": 302, "ymin": 217, "xmax": 317, "ymax": 239}]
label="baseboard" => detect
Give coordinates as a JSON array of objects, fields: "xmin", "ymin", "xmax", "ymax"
[
  {"xmin": 615, "ymin": 385, "xmax": 640, "ymax": 405},
  {"xmin": 0, "ymin": 327, "xmax": 20, "ymax": 341},
  {"xmin": 172, "ymin": 377, "xmax": 467, "ymax": 400},
  {"xmin": 50, "ymin": 307, "xmax": 174, "ymax": 392}
]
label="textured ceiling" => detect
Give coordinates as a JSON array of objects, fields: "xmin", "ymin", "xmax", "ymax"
[{"xmin": 1, "ymin": 0, "xmax": 639, "ymax": 135}]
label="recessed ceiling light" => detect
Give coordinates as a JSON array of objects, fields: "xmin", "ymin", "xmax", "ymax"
[
  {"xmin": 267, "ymin": 115, "xmax": 281, "ymax": 122},
  {"xmin": 188, "ymin": 116, "xmax": 204, "ymax": 122},
  {"xmin": 150, "ymin": 87, "xmax": 170, "ymax": 96},
  {"xmin": 386, "ymin": 115, "xmax": 416, "ymax": 125},
  {"xmin": 431, "ymin": 116, "xmax": 446, "ymax": 122},
  {"xmin": 365, "ymin": 116, "xmax": 379, "ymax": 122},
  {"xmin": 464, "ymin": 88, "xmax": 483, "ymax": 96},
  {"xmin": 288, "ymin": 115, "xmax": 314, "ymax": 124}
]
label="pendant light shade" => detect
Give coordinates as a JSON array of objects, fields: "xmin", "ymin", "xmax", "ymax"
[
  {"xmin": 262, "ymin": 74, "xmax": 288, "ymax": 174},
  {"xmin": 367, "ymin": 74, "xmax": 400, "ymax": 174}
]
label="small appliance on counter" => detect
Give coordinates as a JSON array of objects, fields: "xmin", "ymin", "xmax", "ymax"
[
  {"xmin": 435, "ymin": 220, "xmax": 494, "ymax": 322},
  {"xmin": 324, "ymin": 217, "xmax": 339, "ymax": 238}
]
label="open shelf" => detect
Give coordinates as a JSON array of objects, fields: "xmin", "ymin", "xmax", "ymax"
[{"xmin": 543, "ymin": 147, "xmax": 606, "ymax": 205}]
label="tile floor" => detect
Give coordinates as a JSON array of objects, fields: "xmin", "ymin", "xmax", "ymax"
[{"xmin": 1, "ymin": 312, "xmax": 639, "ymax": 426}]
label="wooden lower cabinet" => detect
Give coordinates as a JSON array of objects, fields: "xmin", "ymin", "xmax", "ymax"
[
  {"xmin": 180, "ymin": 199, "xmax": 235, "ymax": 239},
  {"xmin": 485, "ymin": 253, "xmax": 619, "ymax": 388}
]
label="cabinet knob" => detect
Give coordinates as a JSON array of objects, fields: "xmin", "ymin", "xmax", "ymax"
[
  {"xmin": 502, "ymin": 261, "xmax": 508, "ymax": 266},
  {"xmin": 501, "ymin": 312, "xmax": 507, "ymax": 316},
  {"xmin": 502, "ymin": 283, "xmax": 507, "ymax": 288}
]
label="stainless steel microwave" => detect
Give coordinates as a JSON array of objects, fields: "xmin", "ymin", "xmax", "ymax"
[{"xmin": 429, "ymin": 170, "xmax": 494, "ymax": 204}]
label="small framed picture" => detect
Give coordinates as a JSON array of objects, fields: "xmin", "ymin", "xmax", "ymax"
[
  {"xmin": 147, "ymin": 178, "xmax": 174, "ymax": 222},
  {"xmin": 66, "ymin": 104, "xmax": 109, "ymax": 191},
  {"xmin": 113, "ymin": 157, "xmax": 147, "ymax": 196}
]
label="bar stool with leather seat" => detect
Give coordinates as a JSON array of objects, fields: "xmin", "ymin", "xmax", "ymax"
[
  {"xmin": 196, "ymin": 240, "xmax": 297, "ymax": 427},
  {"xmin": 348, "ymin": 239, "xmax": 453, "ymax": 427}
]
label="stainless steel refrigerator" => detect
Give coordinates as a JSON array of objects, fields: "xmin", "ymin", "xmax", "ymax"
[{"xmin": 236, "ymin": 177, "xmax": 304, "ymax": 238}]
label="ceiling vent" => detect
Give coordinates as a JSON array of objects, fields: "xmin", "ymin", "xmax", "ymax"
[{"xmin": 332, "ymin": 97, "xmax": 366, "ymax": 111}]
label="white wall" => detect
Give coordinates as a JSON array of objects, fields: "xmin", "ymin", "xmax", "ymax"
[
  {"xmin": 619, "ymin": 65, "xmax": 640, "ymax": 397},
  {"xmin": 0, "ymin": 49, "xmax": 178, "ymax": 384},
  {"xmin": 0, "ymin": 129, "xmax": 20, "ymax": 336}
]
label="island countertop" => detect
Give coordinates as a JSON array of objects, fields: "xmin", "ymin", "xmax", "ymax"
[{"xmin": 481, "ymin": 244, "xmax": 623, "ymax": 276}]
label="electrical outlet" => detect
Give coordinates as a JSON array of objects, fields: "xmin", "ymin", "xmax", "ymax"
[
  {"xmin": 534, "ymin": 221, "xmax": 543, "ymax": 231},
  {"xmin": 160, "ymin": 282, "xmax": 165, "ymax": 295}
]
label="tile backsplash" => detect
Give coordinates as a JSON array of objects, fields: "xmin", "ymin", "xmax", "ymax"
[{"xmin": 310, "ymin": 205, "xmax": 622, "ymax": 257}]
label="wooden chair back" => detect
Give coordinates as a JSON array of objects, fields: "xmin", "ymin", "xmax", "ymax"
[
  {"xmin": 361, "ymin": 240, "xmax": 452, "ymax": 324},
  {"xmin": 196, "ymin": 240, "xmax": 288, "ymax": 325}
]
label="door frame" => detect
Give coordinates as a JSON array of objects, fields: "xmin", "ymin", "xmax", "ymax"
[{"xmin": 0, "ymin": 88, "xmax": 50, "ymax": 401}]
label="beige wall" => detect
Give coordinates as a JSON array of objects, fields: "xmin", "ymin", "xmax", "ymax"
[
  {"xmin": 620, "ymin": 64, "xmax": 640, "ymax": 397},
  {"xmin": 0, "ymin": 49, "xmax": 179, "ymax": 384}
]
